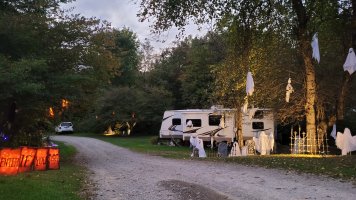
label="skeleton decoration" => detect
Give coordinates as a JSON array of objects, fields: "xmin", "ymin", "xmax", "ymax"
[
  {"xmin": 285, "ymin": 78, "xmax": 294, "ymax": 103},
  {"xmin": 242, "ymin": 96, "xmax": 248, "ymax": 113},
  {"xmin": 311, "ymin": 33, "xmax": 320, "ymax": 63}
]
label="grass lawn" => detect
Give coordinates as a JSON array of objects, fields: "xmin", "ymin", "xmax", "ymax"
[
  {"xmin": 77, "ymin": 133, "xmax": 356, "ymax": 182},
  {"xmin": 0, "ymin": 142, "xmax": 89, "ymax": 200}
]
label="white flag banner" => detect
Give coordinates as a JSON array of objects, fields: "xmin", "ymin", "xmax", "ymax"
[
  {"xmin": 343, "ymin": 48, "xmax": 356, "ymax": 75},
  {"xmin": 311, "ymin": 33, "xmax": 320, "ymax": 63},
  {"xmin": 246, "ymin": 71, "xmax": 254, "ymax": 96}
]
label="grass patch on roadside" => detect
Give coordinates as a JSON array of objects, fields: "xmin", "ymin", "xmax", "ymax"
[
  {"xmin": 0, "ymin": 142, "xmax": 88, "ymax": 200},
  {"xmin": 223, "ymin": 154, "xmax": 356, "ymax": 181},
  {"xmin": 76, "ymin": 133, "xmax": 356, "ymax": 181}
]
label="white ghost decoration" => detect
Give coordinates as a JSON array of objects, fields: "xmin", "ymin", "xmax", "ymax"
[
  {"xmin": 343, "ymin": 48, "xmax": 356, "ymax": 75},
  {"xmin": 311, "ymin": 33, "xmax": 320, "ymax": 63}
]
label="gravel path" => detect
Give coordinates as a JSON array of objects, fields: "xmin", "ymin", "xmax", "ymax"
[{"xmin": 53, "ymin": 136, "xmax": 356, "ymax": 200}]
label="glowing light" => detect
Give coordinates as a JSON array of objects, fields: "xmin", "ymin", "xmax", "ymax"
[
  {"xmin": 61, "ymin": 99, "xmax": 69, "ymax": 109},
  {"xmin": 49, "ymin": 107, "xmax": 54, "ymax": 118}
]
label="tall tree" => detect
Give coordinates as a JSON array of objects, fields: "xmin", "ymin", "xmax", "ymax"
[
  {"xmin": 0, "ymin": 0, "xmax": 119, "ymax": 146},
  {"xmin": 110, "ymin": 28, "xmax": 140, "ymax": 86},
  {"xmin": 138, "ymin": 0, "xmax": 355, "ymax": 152}
]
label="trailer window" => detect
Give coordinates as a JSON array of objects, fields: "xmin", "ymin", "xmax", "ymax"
[
  {"xmin": 209, "ymin": 115, "xmax": 222, "ymax": 126},
  {"xmin": 253, "ymin": 110, "xmax": 264, "ymax": 119},
  {"xmin": 172, "ymin": 118, "xmax": 181, "ymax": 125},
  {"xmin": 252, "ymin": 122, "xmax": 264, "ymax": 129},
  {"xmin": 186, "ymin": 119, "xmax": 202, "ymax": 127}
]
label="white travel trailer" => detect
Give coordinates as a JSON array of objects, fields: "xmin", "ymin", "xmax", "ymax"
[{"xmin": 159, "ymin": 106, "xmax": 276, "ymax": 145}]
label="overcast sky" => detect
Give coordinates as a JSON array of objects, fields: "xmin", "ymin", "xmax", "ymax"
[{"xmin": 61, "ymin": 0, "xmax": 209, "ymax": 52}]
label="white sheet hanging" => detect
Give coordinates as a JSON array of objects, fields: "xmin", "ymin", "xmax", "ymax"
[
  {"xmin": 246, "ymin": 71, "xmax": 254, "ymax": 96},
  {"xmin": 343, "ymin": 48, "xmax": 356, "ymax": 75},
  {"xmin": 311, "ymin": 33, "xmax": 320, "ymax": 63}
]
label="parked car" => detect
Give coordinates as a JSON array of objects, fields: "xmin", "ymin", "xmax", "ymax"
[{"xmin": 55, "ymin": 122, "xmax": 73, "ymax": 134}]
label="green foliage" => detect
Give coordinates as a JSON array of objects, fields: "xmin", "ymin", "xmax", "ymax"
[
  {"xmin": 110, "ymin": 28, "xmax": 141, "ymax": 86},
  {"xmin": 148, "ymin": 34, "xmax": 226, "ymax": 109},
  {"xmin": 0, "ymin": 0, "xmax": 118, "ymax": 147},
  {"xmin": 79, "ymin": 85, "xmax": 173, "ymax": 134}
]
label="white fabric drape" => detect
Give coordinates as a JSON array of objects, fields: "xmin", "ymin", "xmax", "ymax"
[
  {"xmin": 311, "ymin": 33, "xmax": 320, "ymax": 63},
  {"xmin": 343, "ymin": 48, "xmax": 356, "ymax": 75}
]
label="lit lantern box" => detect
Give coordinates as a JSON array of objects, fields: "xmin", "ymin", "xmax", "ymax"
[
  {"xmin": 0, "ymin": 148, "xmax": 22, "ymax": 175},
  {"xmin": 48, "ymin": 148, "xmax": 60, "ymax": 170},
  {"xmin": 18, "ymin": 147, "xmax": 36, "ymax": 173},
  {"xmin": 34, "ymin": 148, "xmax": 48, "ymax": 171},
  {"xmin": 0, "ymin": 147, "xmax": 60, "ymax": 175}
]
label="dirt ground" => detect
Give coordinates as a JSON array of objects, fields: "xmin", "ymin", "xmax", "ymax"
[{"xmin": 53, "ymin": 136, "xmax": 356, "ymax": 200}]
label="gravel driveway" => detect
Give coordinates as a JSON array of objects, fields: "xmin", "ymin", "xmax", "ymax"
[{"xmin": 53, "ymin": 136, "xmax": 356, "ymax": 200}]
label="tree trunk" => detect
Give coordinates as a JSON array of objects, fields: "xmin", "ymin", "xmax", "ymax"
[
  {"xmin": 336, "ymin": 73, "xmax": 352, "ymax": 121},
  {"xmin": 292, "ymin": 0, "xmax": 317, "ymax": 154},
  {"xmin": 336, "ymin": 0, "xmax": 356, "ymax": 123}
]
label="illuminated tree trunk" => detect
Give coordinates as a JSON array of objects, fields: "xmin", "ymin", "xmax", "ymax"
[{"xmin": 292, "ymin": 0, "xmax": 317, "ymax": 154}]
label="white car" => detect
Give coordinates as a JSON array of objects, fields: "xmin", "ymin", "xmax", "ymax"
[{"xmin": 55, "ymin": 122, "xmax": 74, "ymax": 134}]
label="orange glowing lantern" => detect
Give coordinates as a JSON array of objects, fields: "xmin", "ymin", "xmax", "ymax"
[
  {"xmin": 34, "ymin": 148, "xmax": 48, "ymax": 171},
  {"xmin": 61, "ymin": 99, "xmax": 69, "ymax": 109},
  {"xmin": 49, "ymin": 107, "xmax": 55, "ymax": 118},
  {"xmin": 18, "ymin": 147, "xmax": 36, "ymax": 173},
  {"xmin": 48, "ymin": 148, "xmax": 60, "ymax": 170},
  {"xmin": 0, "ymin": 148, "xmax": 22, "ymax": 175}
]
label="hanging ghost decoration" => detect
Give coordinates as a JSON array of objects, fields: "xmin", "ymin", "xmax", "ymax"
[
  {"xmin": 285, "ymin": 78, "xmax": 294, "ymax": 103},
  {"xmin": 311, "ymin": 33, "xmax": 320, "ymax": 63},
  {"xmin": 246, "ymin": 71, "xmax": 254, "ymax": 96},
  {"xmin": 330, "ymin": 124, "xmax": 336, "ymax": 140},
  {"xmin": 343, "ymin": 48, "xmax": 356, "ymax": 75}
]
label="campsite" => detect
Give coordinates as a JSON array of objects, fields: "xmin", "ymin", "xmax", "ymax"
[{"xmin": 1, "ymin": 0, "xmax": 356, "ymax": 199}]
